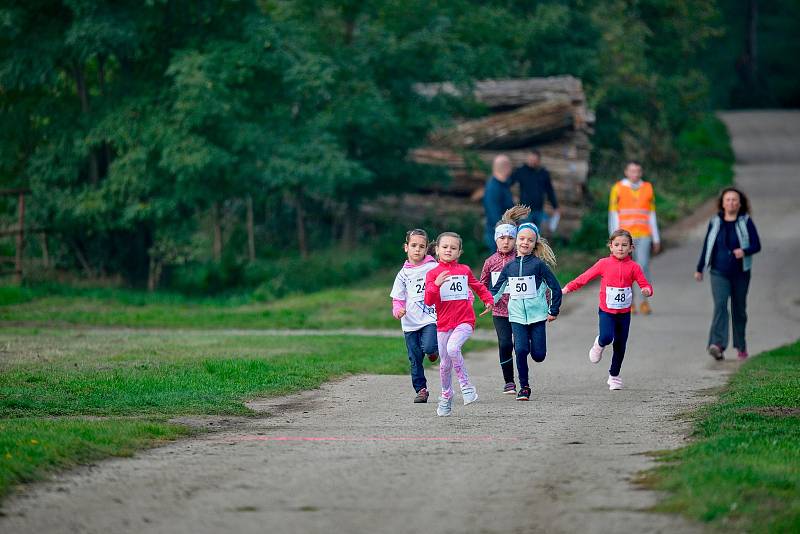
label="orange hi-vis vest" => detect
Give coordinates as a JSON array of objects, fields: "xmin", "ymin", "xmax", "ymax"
[{"xmin": 609, "ymin": 180, "xmax": 655, "ymax": 238}]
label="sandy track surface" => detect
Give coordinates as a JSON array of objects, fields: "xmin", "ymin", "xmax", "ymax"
[{"xmin": 2, "ymin": 111, "xmax": 798, "ymax": 533}]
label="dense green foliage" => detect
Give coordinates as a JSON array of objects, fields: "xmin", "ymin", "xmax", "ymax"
[
  {"xmin": 0, "ymin": 1, "xmax": 745, "ymax": 292},
  {"xmin": 646, "ymin": 340, "xmax": 800, "ymax": 532}
]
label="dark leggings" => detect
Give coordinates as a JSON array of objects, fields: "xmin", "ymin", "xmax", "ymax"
[
  {"xmin": 598, "ymin": 309, "xmax": 631, "ymax": 377},
  {"xmin": 510, "ymin": 321, "xmax": 547, "ymax": 388},
  {"xmin": 492, "ymin": 315, "xmax": 516, "ymax": 384}
]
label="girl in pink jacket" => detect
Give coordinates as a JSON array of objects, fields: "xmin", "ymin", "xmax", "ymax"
[{"xmin": 563, "ymin": 229, "xmax": 653, "ymax": 390}]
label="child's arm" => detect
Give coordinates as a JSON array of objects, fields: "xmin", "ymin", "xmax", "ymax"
[
  {"xmin": 392, "ymin": 299, "xmax": 406, "ymax": 319},
  {"xmin": 489, "ymin": 267, "xmax": 509, "ymax": 304},
  {"xmin": 389, "ymin": 272, "xmax": 407, "ymax": 318},
  {"xmin": 479, "ymin": 259, "xmax": 491, "ymax": 289},
  {"xmin": 539, "ymin": 263, "xmax": 562, "ymax": 318},
  {"xmin": 424, "ymin": 269, "xmax": 442, "ymax": 307},
  {"xmin": 467, "ymin": 268, "xmax": 494, "ymax": 316},
  {"xmin": 563, "ymin": 260, "xmax": 603, "ymax": 293},
  {"xmin": 633, "ymin": 263, "xmax": 653, "ymax": 297}
]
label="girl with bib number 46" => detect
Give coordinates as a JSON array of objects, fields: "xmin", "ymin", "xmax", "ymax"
[
  {"xmin": 489, "ymin": 223, "xmax": 562, "ymax": 401},
  {"xmin": 562, "ymin": 229, "xmax": 653, "ymax": 390},
  {"xmin": 424, "ymin": 232, "xmax": 493, "ymax": 417},
  {"xmin": 390, "ymin": 229, "xmax": 440, "ymax": 404}
]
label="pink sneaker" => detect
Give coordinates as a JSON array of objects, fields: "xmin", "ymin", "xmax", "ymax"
[
  {"xmin": 737, "ymin": 350, "xmax": 749, "ymax": 360},
  {"xmin": 588, "ymin": 337, "xmax": 604, "ymax": 363},
  {"xmin": 607, "ymin": 375, "xmax": 623, "ymax": 390}
]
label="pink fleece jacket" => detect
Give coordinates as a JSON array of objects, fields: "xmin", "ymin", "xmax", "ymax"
[
  {"xmin": 479, "ymin": 250, "xmax": 516, "ymax": 318},
  {"xmin": 564, "ymin": 255, "xmax": 653, "ymax": 314}
]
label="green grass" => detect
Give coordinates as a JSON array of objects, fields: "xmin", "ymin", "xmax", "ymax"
[
  {"xmin": 0, "ymin": 328, "xmax": 492, "ymax": 498},
  {"xmin": 645, "ymin": 340, "xmax": 800, "ymax": 532},
  {"xmin": 0, "ymin": 253, "xmax": 591, "ymax": 330}
]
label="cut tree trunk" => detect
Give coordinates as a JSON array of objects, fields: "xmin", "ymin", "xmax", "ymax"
[{"xmin": 428, "ymin": 99, "xmax": 574, "ymax": 149}]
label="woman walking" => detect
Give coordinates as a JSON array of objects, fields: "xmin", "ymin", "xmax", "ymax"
[{"xmin": 695, "ymin": 187, "xmax": 761, "ymax": 360}]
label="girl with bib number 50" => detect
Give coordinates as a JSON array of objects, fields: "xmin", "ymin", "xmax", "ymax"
[
  {"xmin": 562, "ymin": 229, "xmax": 653, "ymax": 390},
  {"xmin": 489, "ymin": 223, "xmax": 562, "ymax": 401},
  {"xmin": 424, "ymin": 232, "xmax": 493, "ymax": 417}
]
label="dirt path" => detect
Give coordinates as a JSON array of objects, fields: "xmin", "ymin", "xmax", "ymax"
[{"xmin": 2, "ymin": 111, "xmax": 799, "ymax": 534}]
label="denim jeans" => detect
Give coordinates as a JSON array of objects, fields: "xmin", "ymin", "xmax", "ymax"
[
  {"xmin": 709, "ymin": 270, "xmax": 750, "ymax": 351},
  {"xmin": 598, "ymin": 309, "xmax": 631, "ymax": 377},
  {"xmin": 403, "ymin": 323, "xmax": 438, "ymax": 392},
  {"xmin": 510, "ymin": 321, "xmax": 547, "ymax": 388}
]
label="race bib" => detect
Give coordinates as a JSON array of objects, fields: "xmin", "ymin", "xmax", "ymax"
[
  {"xmin": 605, "ymin": 286, "xmax": 632, "ymax": 309},
  {"xmin": 490, "ymin": 271, "xmax": 510, "ymax": 294},
  {"xmin": 440, "ymin": 275, "xmax": 469, "ymax": 301},
  {"xmin": 407, "ymin": 273, "xmax": 426, "ymax": 303},
  {"xmin": 508, "ymin": 275, "xmax": 537, "ymax": 300}
]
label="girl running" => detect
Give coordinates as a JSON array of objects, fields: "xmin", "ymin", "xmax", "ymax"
[
  {"xmin": 424, "ymin": 232, "xmax": 493, "ymax": 417},
  {"xmin": 390, "ymin": 229, "xmax": 439, "ymax": 403},
  {"xmin": 562, "ymin": 229, "xmax": 653, "ymax": 390},
  {"xmin": 489, "ymin": 223, "xmax": 561, "ymax": 400},
  {"xmin": 480, "ymin": 205, "xmax": 531, "ymax": 395}
]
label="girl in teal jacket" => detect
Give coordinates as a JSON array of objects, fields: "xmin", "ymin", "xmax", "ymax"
[{"xmin": 490, "ymin": 223, "xmax": 562, "ymax": 400}]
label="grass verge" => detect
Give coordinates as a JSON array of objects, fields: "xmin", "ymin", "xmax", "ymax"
[
  {"xmin": 643, "ymin": 339, "xmax": 800, "ymax": 532},
  {"xmin": 0, "ymin": 328, "xmax": 491, "ymax": 499}
]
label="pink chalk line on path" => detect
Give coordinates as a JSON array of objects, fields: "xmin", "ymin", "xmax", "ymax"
[{"xmin": 221, "ymin": 435, "xmax": 521, "ymax": 443}]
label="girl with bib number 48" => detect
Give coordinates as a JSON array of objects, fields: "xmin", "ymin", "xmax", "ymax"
[
  {"xmin": 424, "ymin": 232, "xmax": 493, "ymax": 417},
  {"xmin": 391, "ymin": 229, "xmax": 440, "ymax": 404},
  {"xmin": 562, "ymin": 229, "xmax": 653, "ymax": 390},
  {"xmin": 489, "ymin": 223, "xmax": 562, "ymax": 401}
]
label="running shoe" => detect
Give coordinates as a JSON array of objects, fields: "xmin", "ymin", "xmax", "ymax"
[
  {"xmin": 414, "ymin": 388, "xmax": 429, "ymax": 403},
  {"xmin": 503, "ymin": 382, "xmax": 516, "ymax": 395},
  {"xmin": 737, "ymin": 349, "xmax": 749, "ymax": 360},
  {"xmin": 607, "ymin": 375, "xmax": 623, "ymax": 390},
  {"xmin": 427, "ymin": 353, "xmax": 439, "ymax": 363},
  {"xmin": 589, "ymin": 336, "xmax": 604, "ymax": 363},
  {"xmin": 436, "ymin": 396, "xmax": 453, "ymax": 417},
  {"xmin": 707, "ymin": 344, "xmax": 724, "ymax": 361},
  {"xmin": 461, "ymin": 384, "xmax": 479, "ymax": 405},
  {"xmin": 516, "ymin": 386, "xmax": 531, "ymax": 401}
]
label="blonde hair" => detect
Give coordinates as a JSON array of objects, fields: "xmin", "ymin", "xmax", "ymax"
[
  {"xmin": 533, "ymin": 237, "xmax": 557, "ymax": 269},
  {"xmin": 495, "ymin": 204, "xmax": 531, "ymax": 228},
  {"xmin": 517, "ymin": 227, "xmax": 557, "ymax": 269}
]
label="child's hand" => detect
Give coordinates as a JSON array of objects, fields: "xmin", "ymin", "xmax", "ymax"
[
  {"xmin": 395, "ymin": 308, "xmax": 406, "ymax": 319},
  {"xmin": 479, "ymin": 303, "xmax": 493, "ymax": 316},
  {"xmin": 546, "ymin": 314, "xmax": 557, "ymax": 322},
  {"xmin": 641, "ymin": 287, "xmax": 652, "ymax": 297},
  {"xmin": 434, "ymin": 270, "xmax": 451, "ymax": 287}
]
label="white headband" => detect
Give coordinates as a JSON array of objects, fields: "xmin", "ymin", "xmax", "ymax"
[{"xmin": 494, "ymin": 224, "xmax": 517, "ymax": 241}]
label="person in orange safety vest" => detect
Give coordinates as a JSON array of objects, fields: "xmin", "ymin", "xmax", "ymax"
[{"xmin": 608, "ymin": 161, "xmax": 660, "ymax": 314}]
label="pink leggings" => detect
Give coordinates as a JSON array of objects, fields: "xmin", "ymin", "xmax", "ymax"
[{"xmin": 438, "ymin": 323, "xmax": 474, "ymax": 399}]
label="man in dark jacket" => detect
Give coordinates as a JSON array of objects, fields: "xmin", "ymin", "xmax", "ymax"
[
  {"xmin": 510, "ymin": 149, "xmax": 560, "ymax": 227},
  {"xmin": 483, "ymin": 155, "xmax": 514, "ymax": 251}
]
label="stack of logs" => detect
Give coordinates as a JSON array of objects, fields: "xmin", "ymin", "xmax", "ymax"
[{"xmin": 408, "ymin": 76, "xmax": 593, "ymax": 236}]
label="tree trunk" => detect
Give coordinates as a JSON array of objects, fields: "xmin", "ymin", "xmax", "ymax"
[
  {"xmin": 71, "ymin": 239, "xmax": 94, "ymax": 278},
  {"xmin": 39, "ymin": 232, "xmax": 49, "ymax": 268},
  {"xmin": 73, "ymin": 61, "xmax": 99, "ymax": 184},
  {"xmin": 246, "ymin": 195, "xmax": 255, "ymax": 262},
  {"xmin": 746, "ymin": 0, "xmax": 758, "ymax": 83},
  {"xmin": 428, "ymin": 99, "xmax": 574, "ymax": 149},
  {"xmin": 293, "ymin": 193, "xmax": 308, "ymax": 258},
  {"xmin": 212, "ymin": 202, "xmax": 223, "ymax": 262}
]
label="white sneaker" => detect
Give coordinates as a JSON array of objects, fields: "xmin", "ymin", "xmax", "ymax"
[
  {"xmin": 461, "ymin": 384, "xmax": 478, "ymax": 406},
  {"xmin": 436, "ymin": 396, "xmax": 453, "ymax": 416},
  {"xmin": 607, "ymin": 375, "xmax": 623, "ymax": 390},
  {"xmin": 589, "ymin": 336, "xmax": 604, "ymax": 363}
]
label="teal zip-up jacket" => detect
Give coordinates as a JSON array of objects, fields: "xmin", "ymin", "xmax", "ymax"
[{"xmin": 489, "ymin": 254, "xmax": 562, "ymax": 324}]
